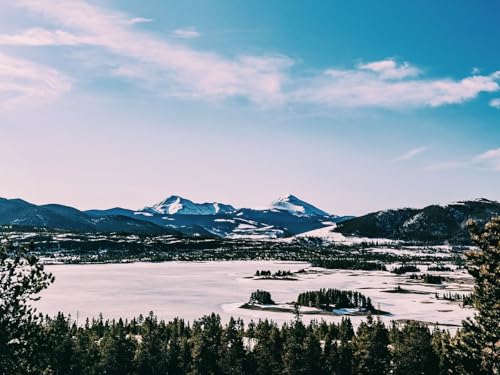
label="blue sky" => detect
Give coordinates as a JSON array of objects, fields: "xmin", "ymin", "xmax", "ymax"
[{"xmin": 0, "ymin": 0, "xmax": 499, "ymax": 215}]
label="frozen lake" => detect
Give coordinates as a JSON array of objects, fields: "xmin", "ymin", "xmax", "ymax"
[{"xmin": 37, "ymin": 261, "xmax": 474, "ymax": 329}]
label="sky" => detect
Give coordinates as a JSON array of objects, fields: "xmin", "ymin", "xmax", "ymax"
[{"xmin": 0, "ymin": 0, "xmax": 499, "ymax": 216}]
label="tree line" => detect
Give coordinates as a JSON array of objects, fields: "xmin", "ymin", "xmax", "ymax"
[{"xmin": 310, "ymin": 259, "xmax": 386, "ymax": 271}]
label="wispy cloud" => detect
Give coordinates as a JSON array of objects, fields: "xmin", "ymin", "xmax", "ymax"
[
  {"xmin": 0, "ymin": 51, "xmax": 71, "ymax": 109},
  {"xmin": 489, "ymin": 98, "xmax": 500, "ymax": 108},
  {"xmin": 125, "ymin": 17, "xmax": 153, "ymax": 25},
  {"xmin": 425, "ymin": 148, "xmax": 500, "ymax": 171},
  {"xmin": 4, "ymin": 0, "xmax": 292, "ymax": 105},
  {"xmin": 475, "ymin": 148, "xmax": 500, "ymax": 170},
  {"xmin": 171, "ymin": 27, "xmax": 200, "ymax": 39},
  {"xmin": 394, "ymin": 146, "xmax": 429, "ymax": 162},
  {"xmin": 0, "ymin": 28, "xmax": 94, "ymax": 46},
  {"xmin": 293, "ymin": 62, "xmax": 500, "ymax": 109}
]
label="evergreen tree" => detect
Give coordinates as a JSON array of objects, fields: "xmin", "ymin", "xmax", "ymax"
[
  {"xmin": 282, "ymin": 320, "xmax": 307, "ymax": 375},
  {"xmin": 391, "ymin": 321, "xmax": 439, "ymax": 375},
  {"xmin": 72, "ymin": 326, "xmax": 101, "ymax": 375},
  {"xmin": 303, "ymin": 326, "xmax": 322, "ymax": 375},
  {"xmin": 0, "ymin": 245, "xmax": 54, "ymax": 374},
  {"xmin": 337, "ymin": 318, "xmax": 354, "ymax": 375},
  {"xmin": 98, "ymin": 320, "xmax": 136, "ymax": 375},
  {"xmin": 43, "ymin": 313, "xmax": 77, "ymax": 375},
  {"xmin": 190, "ymin": 314, "xmax": 223, "ymax": 375},
  {"xmin": 352, "ymin": 315, "xmax": 389, "ymax": 375},
  {"xmin": 450, "ymin": 217, "xmax": 500, "ymax": 375},
  {"xmin": 219, "ymin": 317, "xmax": 247, "ymax": 375},
  {"xmin": 322, "ymin": 332, "xmax": 339, "ymax": 375},
  {"xmin": 134, "ymin": 312, "xmax": 168, "ymax": 375},
  {"xmin": 431, "ymin": 328, "xmax": 452, "ymax": 375},
  {"xmin": 253, "ymin": 319, "xmax": 284, "ymax": 375}
]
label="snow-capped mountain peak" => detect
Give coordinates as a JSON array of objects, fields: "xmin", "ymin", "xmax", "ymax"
[
  {"xmin": 270, "ymin": 194, "xmax": 330, "ymax": 217},
  {"xmin": 142, "ymin": 195, "xmax": 235, "ymax": 215}
]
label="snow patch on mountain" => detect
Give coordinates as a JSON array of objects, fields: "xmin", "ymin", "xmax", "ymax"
[
  {"xmin": 270, "ymin": 194, "xmax": 330, "ymax": 217},
  {"xmin": 142, "ymin": 196, "xmax": 235, "ymax": 215},
  {"xmin": 296, "ymin": 224, "xmax": 397, "ymax": 245}
]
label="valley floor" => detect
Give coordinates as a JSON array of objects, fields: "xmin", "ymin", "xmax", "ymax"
[{"xmin": 36, "ymin": 260, "xmax": 474, "ymax": 331}]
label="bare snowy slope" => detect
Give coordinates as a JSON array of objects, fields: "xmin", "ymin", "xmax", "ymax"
[
  {"xmin": 142, "ymin": 196, "xmax": 235, "ymax": 215},
  {"xmin": 270, "ymin": 194, "xmax": 330, "ymax": 217}
]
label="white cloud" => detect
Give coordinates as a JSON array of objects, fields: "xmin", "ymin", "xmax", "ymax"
[
  {"xmin": 5, "ymin": 0, "xmax": 292, "ymax": 105},
  {"xmin": 489, "ymin": 98, "xmax": 500, "ymax": 108},
  {"xmin": 358, "ymin": 59, "xmax": 420, "ymax": 79},
  {"xmin": 293, "ymin": 61, "xmax": 500, "ymax": 109},
  {"xmin": 171, "ymin": 27, "xmax": 200, "ymax": 39},
  {"xmin": 475, "ymin": 148, "xmax": 500, "ymax": 170},
  {"xmin": 0, "ymin": 28, "xmax": 94, "ymax": 46},
  {"xmin": 394, "ymin": 146, "xmax": 429, "ymax": 162},
  {"xmin": 425, "ymin": 148, "xmax": 500, "ymax": 172},
  {"xmin": 0, "ymin": 52, "xmax": 71, "ymax": 109},
  {"xmin": 125, "ymin": 17, "xmax": 153, "ymax": 25}
]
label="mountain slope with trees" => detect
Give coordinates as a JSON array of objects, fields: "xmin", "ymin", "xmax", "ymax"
[{"xmin": 335, "ymin": 198, "xmax": 500, "ymax": 244}]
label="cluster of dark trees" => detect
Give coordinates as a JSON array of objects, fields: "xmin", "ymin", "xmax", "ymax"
[
  {"xmin": 248, "ymin": 290, "xmax": 275, "ymax": 305},
  {"xmin": 391, "ymin": 264, "xmax": 421, "ymax": 274},
  {"xmin": 297, "ymin": 289, "xmax": 374, "ymax": 312},
  {"xmin": 311, "ymin": 259, "xmax": 386, "ymax": 271},
  {"xmin": 436, "ymin": 292, "xmax": 474, "ymax": 307},
  {"xmin": 428, "ymin": 265, "xmax": 453, "ymax": 272},
  {"xmin": 409, "ymin": 273, "xmax": 444, "ymax": 284},
  {"xmin": 1, "ymin": 217, "xmax": 498, "ymax": 374},
  {"xmin": 254, "ymin": 270, "xmax": 293, "ymax": 278}
]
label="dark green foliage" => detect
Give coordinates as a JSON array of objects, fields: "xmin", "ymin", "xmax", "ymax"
[
  {"xmin": 255, "ymin": 269, "xmax": 293, "ymax": 278},
  {"xmin": 190, "ymin": 313, "xmax": 223, "ymax": 375},
  {"xmin": 390, "ymin": 321, "xmax": 439, "ymax": 375},
  {"xmin": 409, "ymin": 273, "xmax": 443, "ymax": 284},
  {"xmin": 391, "ymin": 264, "xmax": 420, "ymax": 274},
  {"xmin": 311, "ymin": 258, "xmax": 386, "ymax": 271},
  {"xmin": 249, "ymin": 290, "xmax": 275, "ymax": 305},
  {"xmin": 219, "ymin": 317, "xmax": 247, "ymax": 375},
  {"xmin": 435, "ymin": 292, "xmax": 474, "ymax": 306},
  {"xmin": 297, "ymin": 288, "xmax": 374, "ymax": 311},
  {"xmin": 432, "ymin": 328, "xmax": 453, "ymax": 375},
  {"xmin": 427, "ymin": 265, "xmax": 453, "ymax": 272},
  {"xmin": 98, "ymin": 319, "xmax": 136, "ymax": 375},
  {"xmin": 0, "ymin": 245, "xmax": 54, "ymax": 374},
  {"xmin": 252, "ymin": 320, "xmax": 284, "ymax": 375},
  {"xmin": 353, "ymin": 315, "xmax": 390, "ymax": 375},
  {"xmin": 450, "ymin": 217, "xmax": 500, "ymax": 375}
]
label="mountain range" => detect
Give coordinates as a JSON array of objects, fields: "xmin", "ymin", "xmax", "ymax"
[
  {"xmin": 1, "ymin": 194, "xmax": 339, "ymax": 239},
  {"xmin": 1, "ymin": 195, "xmax": 498, "ymax": 244}
]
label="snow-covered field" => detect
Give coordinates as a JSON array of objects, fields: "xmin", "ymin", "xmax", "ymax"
[{"xmin": 36, "ymin": 261, "xmax": 474, "ymax": 330}]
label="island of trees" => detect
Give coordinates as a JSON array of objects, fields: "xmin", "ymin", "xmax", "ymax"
[
  {"xmin": 391, "ymin": 264, "xmax": 421, "ymax": 274},
  {"xmin": 254, "ymin": 270, "xmax": 294, "ymax": 279},
  {"xmin": 409, "ymin": 273, "xmax": 444, "ymax": 284},
  {"xmin": 435, "ymin": 292, "xmax": 474, "ymax": 307},
  {"xmin": 248, "ymin": 289, "xmax": 275, "ymax": 305},
  {"xmin": 296, "ymin": 288, "xmax": 377, "ymax": 313}
]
